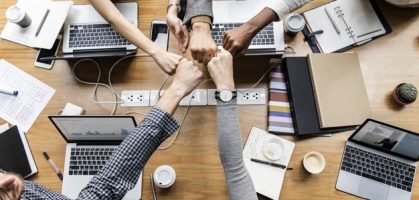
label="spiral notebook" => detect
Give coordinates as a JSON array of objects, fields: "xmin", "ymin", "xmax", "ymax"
[{"xmin": 302, "ymin": 0, "xmax": 392, "ymax": 53}]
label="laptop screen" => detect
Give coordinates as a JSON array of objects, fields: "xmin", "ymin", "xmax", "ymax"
[
  {"xmin": 350, "ymin": 119, "xmax": 419, "ymax": 161},
  {"xmin": 49, "ymin": 116, "xmax": 137, "ymax": 142}
]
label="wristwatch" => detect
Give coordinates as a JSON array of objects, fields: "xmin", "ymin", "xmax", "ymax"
[{"xmin": 215, "ymin": 89, "xmax": 237, "ymax": 102}]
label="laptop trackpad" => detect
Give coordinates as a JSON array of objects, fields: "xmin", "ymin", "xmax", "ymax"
[{"xmin": 357, "ymin": 178, "xmax": 389, "ymax": 200}]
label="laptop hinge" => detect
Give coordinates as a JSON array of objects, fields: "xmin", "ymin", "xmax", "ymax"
[
  {"xmin": 73, "ymin": 48, "xmax": 127, "ymax": 53},
  {"xmin": 76, "ymin": 141, "xmax": 122, "ymax": 146}
]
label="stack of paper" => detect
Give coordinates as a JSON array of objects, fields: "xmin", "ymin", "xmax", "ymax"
[{"xmin": 0, "ymin": 59, "xmax": 55, "ymax": 132}]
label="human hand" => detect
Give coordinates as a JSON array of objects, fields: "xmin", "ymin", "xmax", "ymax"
[
  {"xmin": 207, "ymin": 49, "xmax": 235, "ymax": 90},
  {"xmin": 152, "ymin": 50, "xmax": 183, "ymax": 75},
  {"xmin": 223, "ymin": 23, "xmax": 258, "ymax": 56},
  {"xmin": 0, "ymin": 173, "xmax": 24, "ymax": 200},
  {"xmin": 168, "ymin": 58, "xmax": 204, "ymax": 97},
  {"xmin": 189, "ymin": 22, "xmax": 217, "ymax": 64},
  {"xmin": 167, "ymin": 13, "xmax": 189, "ymax": 53}
]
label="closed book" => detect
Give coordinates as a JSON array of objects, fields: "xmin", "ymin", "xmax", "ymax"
[
  {"xmin": 283, "ymin": 57, "xmax": 356, "ymax": 135},
  {"xmin": 0, "ymin": 126, "xmax": 38, "ymax": 178},
  {"xmin": 307, "ymin": 53, "xmax": 371, "ymax": 128}
]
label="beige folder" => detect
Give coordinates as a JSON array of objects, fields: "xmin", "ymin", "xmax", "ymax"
[{"xmin": 307, "ymin": 53, "xmax": 371, "ymax": 128}]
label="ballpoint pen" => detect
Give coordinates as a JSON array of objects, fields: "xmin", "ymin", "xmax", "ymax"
[
  {"xmin": 250, "ymin": 158, "xmax": 287, "ymax": 169},
  {"xmin": 35, "ymin": 9, "xmax": 50, "ymax": 37},
  {"xmin": 150, "ymin": 174, "xmax": 157, "ymax": 200},
  {"xmin": 42, "ymin": 151, "xmax": 63, "ymax": 180},
  {"xmin": 0, "ymin": 86, "xmax": 18, "ymax": 96}
]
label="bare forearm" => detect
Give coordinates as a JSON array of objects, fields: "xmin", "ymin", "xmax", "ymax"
[
  {"xmin": 156, "ymin": 86, "xmax": 184, "ymax": 115},
  {"xmin": 89, "ymin": 0, "xmax": 162, "ymax": 56},
  {"xmin": 245, "ymin": 8, "xmax": 278, "ymax": 35}
]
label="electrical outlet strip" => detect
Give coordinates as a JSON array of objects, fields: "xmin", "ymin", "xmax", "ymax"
[
  {"xmin": 237, "ymin": 88, "xmax": 267, "ymax": 105},
  {"xmin": 121, "ymin": 90, "xmax": 150, "ymax": 107},
  {"xmin": 179, "ymin": 89, "xmax": 208, "ymax": 106},
  {"xmin": 207, "ymin": 89, "xmax": 218, "ymax": 105}
]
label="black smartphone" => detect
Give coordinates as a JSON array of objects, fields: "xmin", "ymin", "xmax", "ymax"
[
  {"xmin": 34, "ymin": 35, "xmax": 62, "ymax": 69},
  {"xmin": 150, "ymin": 20, "xmax": 169, "ymax": 51}
]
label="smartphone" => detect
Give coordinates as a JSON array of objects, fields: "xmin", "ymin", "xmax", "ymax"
[
  {"xmin": 34, "ymin": 35, "xmax": 62, "ymax": 69},
  {"xmin": 150, "ymin": 20, "xmax": 169, "ymax": 51}
]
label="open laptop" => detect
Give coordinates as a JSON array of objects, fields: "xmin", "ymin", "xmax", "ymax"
[
  {"xmin": 42, "ymin": 3, "xmax": 138, "ymax": 60},
  {"xmin": 49, "ymin": 115, "xmax": 142, "ymax": 199},
  {"xmin": 336, "ymin": 119, "xmax": 418, "ymax": 200},
  {"xmin": 212, "ymin": 0, "xmax": 285, "ymax": 55}
]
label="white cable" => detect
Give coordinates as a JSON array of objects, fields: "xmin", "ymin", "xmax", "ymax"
[
  {"xmin": 71, "ymin": 54, "xmax": 150, "ymax": 115},
  {"xmin": 72, "ymin": 59, "xmax": 120, "ymax": 115},
  {"xmin": 238, "ymin": 60, "xmax": 279, "ymax": 94}
]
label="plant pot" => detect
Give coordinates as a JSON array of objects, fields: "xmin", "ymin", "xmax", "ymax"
[{"xmin": 393, "ymin": 83, "xmax": 418, "ymax": 105}]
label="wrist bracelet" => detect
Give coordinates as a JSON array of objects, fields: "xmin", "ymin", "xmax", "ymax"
[{"xmin": 167, "ymin": 3, "xmax": 180, "ymax": 14}]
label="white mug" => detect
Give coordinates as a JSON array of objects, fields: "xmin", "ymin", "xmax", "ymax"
[
  {"xmin": 6, "ymin": 5, "xmax": 32, "ymax": 28},
  {"xmin": 153, "ymin": 165, "xmax": 176, "ymax": 188},
  {"xmin": 303, "ymin": 151, "xmax": 326, "ymax": 174}
]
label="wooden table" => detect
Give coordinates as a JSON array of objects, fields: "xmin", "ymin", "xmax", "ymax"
[{"xmin": 0, "ymin": 0, "xmax": 418, "ymax": 199}]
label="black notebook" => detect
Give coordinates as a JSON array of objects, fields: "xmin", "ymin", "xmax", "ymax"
[
  {"xmin": 0, "ymin": 126, "xmax": 38, "ymax": 178},
  {"xmin": 302, "ymin": 0, "xmax": 392, "ymax": 53},
  {"xmin": 283, "ymin": 57, "xmax": 356, "ymax": 135}
]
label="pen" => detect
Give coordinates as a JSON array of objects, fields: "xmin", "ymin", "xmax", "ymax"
[
  {"xmin": 35, "ymin": 9, "xmax": 50, "ymax": 37},
  {"xmin": 150, "ymin": 174, "xmax": 157, "ymax": 200},
  {"xmin": 42, "ymin": 151, "xmax": 63, "ymax": 181},
  {"xmin": 0, "ymin": 86, "xmax": 18, "ymax": 96},
  {"xmin": 324, "ymin": 7, "xmax": 340, "ymax": 34},
  {"xmin": 250, "ymin": 158, "xmax": 287, "ymax": 169}
]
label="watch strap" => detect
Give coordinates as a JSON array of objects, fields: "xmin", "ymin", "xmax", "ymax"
[{"xmin": 191, "ymin": 16, "xmax": 212, "ymax": 30}]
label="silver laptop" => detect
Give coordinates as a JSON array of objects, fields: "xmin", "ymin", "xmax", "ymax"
[
  {"xmin": 49, "ymin": 115, "xmax": 142, "ymax": 200},
  {"xmin": 336, "ymin": 119, "xmax": 418, "ymax": 200},
  {"xmin": 212, "ymin": 0, "xmax": 285, "ymax": 55},
  {"xmin": 59, "ymin": 3, "xmax": 137, "ymax": 59}
]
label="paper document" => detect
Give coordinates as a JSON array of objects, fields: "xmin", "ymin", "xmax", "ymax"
[
  {"xmin": 243, "ymin": 127, "xmax": 295, "ymax": 200},
  {"xmin": 0, "ymin": 59, "xmax": 55, "ymax": 132},
  {"xmin": 1, "ymin": 0, "xmax": 73, "ymax": 49}
]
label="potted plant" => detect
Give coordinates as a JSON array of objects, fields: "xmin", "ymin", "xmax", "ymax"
[{"xmin": 393, "ymin": 83, "xmax": 418, "ymax": 105}]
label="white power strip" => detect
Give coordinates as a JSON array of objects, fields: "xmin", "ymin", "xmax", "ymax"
[{"xmin": 121, "ymin": 88, "xmax": 266, "ymax": 107}]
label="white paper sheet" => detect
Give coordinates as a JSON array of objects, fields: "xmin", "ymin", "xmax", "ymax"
[
  {"xmin": 243, "ymin": 127, "xmax": 295, "ymax": 200},
  {"xmin": 0, "ymin": 59, "xmax": 55, "ymax": 133},
  {"xmin": 0, "ymin": 0, "xmax": 73, "ymax": 49}
]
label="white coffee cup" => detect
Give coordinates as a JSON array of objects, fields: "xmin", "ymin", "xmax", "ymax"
[
  {"xmin": 283, "ymin": 14, "xmax": 305, "ymax": 36},
  {"xmin": 153, "ymin": 165, "xmax": 176, "ymax": 188},
  {"xmin": 303, "ymin": 151, "xmax": 326, "ymax": 174},
  {"xmin": 6, "ymin": 5, "xmax": 32, "ymax": 28}
]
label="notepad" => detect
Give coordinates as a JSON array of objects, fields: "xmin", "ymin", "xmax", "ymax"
[
  {"xmin": 303, "ymin": 0, "xmax": 391, "ymax": 53},
  {"xmin": 0, "ymin": 0, "xmax": 73, "ymax": 49},
  {"xmin": 0, "ymin": 126, "xmax": 38, "ymax": 178},
  {"xmin": 307, "ymin": 53, "xmax": 371, "ymax": 128},
  {"xmin": 243, "ymin": 127, "xmax": 295, "ymax": 200}
]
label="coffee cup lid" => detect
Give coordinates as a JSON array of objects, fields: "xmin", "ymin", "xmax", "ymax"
[
  {"xmin": 154, "ymin": 165, "xmax": 176, "ymax": 188},
  {"xmin": 286, "ymin": 14, "xmax": 305, "ymax": 31},
  {"xmin": 6, "ymin": 6, "xmax": 24, "ymax": 22}
]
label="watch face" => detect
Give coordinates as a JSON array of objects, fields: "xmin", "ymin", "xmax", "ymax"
[{"xmin": 220, "ymin": 90, "xmax": 233, "ymax": 102}]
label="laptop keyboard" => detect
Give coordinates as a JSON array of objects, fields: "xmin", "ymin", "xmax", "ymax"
[
  {"xmin": 341, "ymin": 145, "xmax": 415, "ymax": 192},
  {"xmin": 211, "ymin": 23, "xmax": 275, "ymax": 47},
  {"xmin": 68, "ymin": 24, "xmax": 131, "ymax": 48},
  {"xmin": 69, "ymin": 147, "xmax": 117, "ymax": 176}
]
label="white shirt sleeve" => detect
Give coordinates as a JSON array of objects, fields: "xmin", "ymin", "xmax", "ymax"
[
  {"xmin": 266, "ymin": 0, "xmax": 312, "ymax": 20},
  {"xmin": 266, "ymin": 0, "xmax": 294, "ymax": 20}
]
